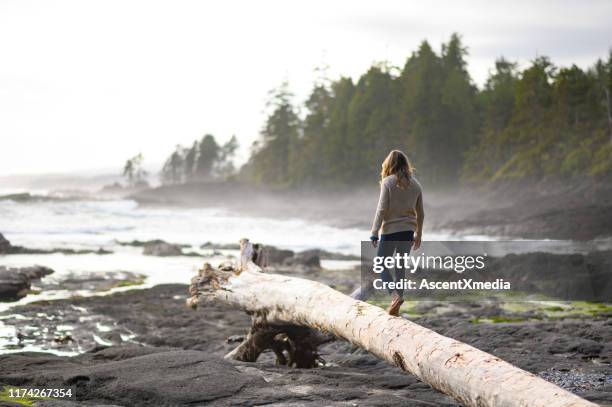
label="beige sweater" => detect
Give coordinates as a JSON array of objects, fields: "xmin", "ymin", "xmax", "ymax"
[{"xmin": 371, "ymin": 174, "xmax": 422, "ymax": 236}]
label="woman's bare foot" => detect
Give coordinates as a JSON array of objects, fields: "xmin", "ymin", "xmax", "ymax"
[{"xmin": 387, "ymin": 293, "xmax": 404, "ymax": 316}]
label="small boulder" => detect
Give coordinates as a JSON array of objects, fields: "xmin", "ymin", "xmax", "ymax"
[
  {"xmin": 200, "ymin": 241, "xmax": 241, "ymax": 250},
  {"xmin": 285, "ymin": 249, "xmax": 321, "ymax": 268},
  {"xmin": 0, "ymin": 265, "xmax": 55, "ymax": 302},
  {"xmin": 17, "ymin": 265, "xmax": 55, "ymax": 280},
  {"xmin": 265, "ymin": 246, "xmax": 295, "ymax": 264},
  {"xmin": 143, "ymin": 242, "xmax": 183, "ymax": 257},
  {"xmin": 0, "ymin": 267, "xmax": 30, "ymax": 301}
]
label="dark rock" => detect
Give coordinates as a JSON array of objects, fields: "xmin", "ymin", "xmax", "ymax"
[
  {"xmin": 0, "ymin": 348, "xmax": 266, "ymax": 407},
  {"xmin": 284, "ymin": 249, "xmax": 321, "ymax": 268},
  {"xmin": 1, "ymin": 284, "xmax": 250, "ymax": 355},
  {"xmin": 265, "ymin": 246, "xmax": 294, "ymax": 264},
  {"xmin": 54, "ymin": 334, "xmax": 74, "ymax": 344},
  {"xmin": 0, "ymin": 232, "xmax": 11, "ymax": 253},
  {"xmin": 267, "ymin": 247, "xmax": 322, "ymax": 268},
  {"xmin": 0, "ymin": 232, "xmax": 112, "ymax": 255},
  {"xmin": 226, "ymin": 335, "xmax": 245, "ymax": 344},
  {"xmin": 0, "ymin": 268, "xmax": 30, "ymax": 301},
  {"xmin": 0, "ymin": 265, "xmax": 54, "ymax": 302},
  {"xmin": 546, "ymin": 337, "xmax": 604, "ymax": 357},
  {"xmin": 142, "ymin": 242, "xmax": 183, "ymax": 257},
  {"xmin": 39, "ymin": 270, "xmax": 145, "ymax": 292},
  {"xmin": 200, "ymin": 242, "xmax": 241, "ymax": 250},
  {"xmin": 16, "ymin": 265, "xmax": 54, "ymax": 281},
  {"xmin": 296, "ymin": 248, "xmax": 360, "ymax": 261},
  {"xmin": 118, "ymin": 239, "xmax": 190, "ymax": 248},
  {"xmin": 487, "ymin": 251, "xmax": 612, "ymax": 302}
]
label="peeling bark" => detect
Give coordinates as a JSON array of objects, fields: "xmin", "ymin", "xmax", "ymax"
[{"xmin": 188, "ymin": 239, "xmax": 596, "ymax": 407}]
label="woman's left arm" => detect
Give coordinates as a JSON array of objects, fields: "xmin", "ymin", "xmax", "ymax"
[
  {"xmin": 414, "ymin": 192, "xmax": 424, "ymax": 249},
  {"xmin": 370, "ymin": 182, "xmax": 390, "ymax": 245}
]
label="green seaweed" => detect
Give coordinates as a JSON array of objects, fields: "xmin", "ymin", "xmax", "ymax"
[
  {"xmin": 114, "ymin": 274, "xmax": 147, "ymax": 288},
  {"xmin": 471, "ymin": 315, "xmax": 543, "ymax": 324}
]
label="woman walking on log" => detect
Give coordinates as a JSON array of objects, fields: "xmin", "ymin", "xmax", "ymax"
[{"xmin": 364, "ymin": 150, "xmax": 424, "ymax": 316}]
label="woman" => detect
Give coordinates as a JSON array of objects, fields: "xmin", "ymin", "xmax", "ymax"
[{"xmin": 370, "ymin": 150, "xmax": 424, "ymax": 316}]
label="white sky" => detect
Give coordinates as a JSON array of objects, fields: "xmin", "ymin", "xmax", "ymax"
[{"xmin": 1, "ymin": 0, "xmax": 611, "ymax": 175}]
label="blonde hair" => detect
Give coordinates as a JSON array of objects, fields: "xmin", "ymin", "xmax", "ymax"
[{"xmin": 380, "ymin": 150, "xmax": 413, "ymax": 188}]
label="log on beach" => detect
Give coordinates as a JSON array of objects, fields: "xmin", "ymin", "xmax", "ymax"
[{"xmin": 187, "ymin": 239, "xmax": 597, "ymax": 407}]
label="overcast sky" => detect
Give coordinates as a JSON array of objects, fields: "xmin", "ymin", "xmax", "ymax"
[{"xmin": 1, "ymin": 0, "xmax": 611, "ymax": 176}]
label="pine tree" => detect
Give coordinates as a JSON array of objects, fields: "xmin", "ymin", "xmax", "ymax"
[
  {"xmin": 216, "ymin": 135, "xmax": 239, "ymax": 178},
  {"xmin": 183, "ymin": 141, "xmax": 198, "ymax": 182},
  {"xmin": 161, "ymin": 146, "xmax": 184, "ymax": 185},
  {"xmin": 463, "ymin": 58, "xmax": 518, "ymax": 179},
  {"xmin": 399, "ymin": 41, "xmax": 446, "ymax": 183},
  {"xmin": 123, "ymin": 153, "xmax": 148, "ymax": 187},
  {"xmin": 195, "ymin": 134, "xmax": 220, "ymax": 180},
  {"xmin": 248, "ymin": 81, "xmax": 301, "ymax": 185}
]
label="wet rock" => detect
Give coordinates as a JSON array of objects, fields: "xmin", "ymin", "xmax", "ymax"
[
  {"xmin": 99, "ymin": 331, "xmax": 124, "ymax": 345},
  {"xmin": 0, "ymin": 265, "xmax": 54, "ymax": 302},
  {"xmin": 142, "ymin": 242, "xmax": 183, "ymax": 257},
  {"xmin": 16, "ymin": 265, "xmax": 54, "ymax": 281},
  {"xmin": 121, "ymin": 239, "xmax": 212, "ymax": 257},
  {"xmin": 39, "ymin": 270, "xmax": 145, "ymax": 292},
  {"xmin": 226, "ymin": 335, "xmax": 245, "ymax": 344},
  {"xmin": 54, "ymin": 334, "xmax": 74, "ymax": 344},
  {"xmin": 284, "ymin": 249, "xmax": 321, "ymax": 268},
  {"xmin": 0, "ymin": 268, "xmax": 30, "ymax": 301},
  {"xmin": 296, "ymin": 248, "xmax": 360, "ymax": 261},
  {"xmin": 118, "ymin": 239, "xmax": 190, "ymax": 248},
  {"xmin": 488, "ymin": 251, "xmax": 612, "ymax": 302},
  {"xmin": 265, "ymin": 246, "xmax": 294, "ymax": 264},
  {"xmin": 200, "ymin": 242, "xmax": 241, "ymax": 250},
  {"xmin": 266, "ymin": 247, "xmax": 323, "ymax": 268},
  {"xmin": 546, "ymin": 336, "xmax": 604, "ymax": 357},
  {"xmin": 0, "ymin": 233, "xmax": 112, "ymax": 255}
]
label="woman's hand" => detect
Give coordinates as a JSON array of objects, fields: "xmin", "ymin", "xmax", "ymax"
[
  {"xmin": 413, "ymin": 233, "xmax": 421, "ymax": 250},
  {"xmin": 370, "ymin": 235, "xmax": 378, "ymax": 248}
]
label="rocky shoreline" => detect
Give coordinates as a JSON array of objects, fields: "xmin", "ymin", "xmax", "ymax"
[
  {"xmin": 0, "ymin": 196, "xmax": 610, "ymax": 407},
  {"xmin": 0, "ymin": 233, "xmax": 112, "ymax": 257},
  {"xmin": 0, "ymin": 281, "xmax": 610, "ymax": 406}
]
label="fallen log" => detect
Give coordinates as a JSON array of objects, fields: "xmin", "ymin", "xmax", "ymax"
[{"xmin": 188, "ymin": 239, "xmax": 596, "ymax": 407}]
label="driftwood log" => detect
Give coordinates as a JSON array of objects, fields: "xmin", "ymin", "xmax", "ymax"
[{"xmin": 188, "ymin": 239, "xmax": 596, "ymax": 407}]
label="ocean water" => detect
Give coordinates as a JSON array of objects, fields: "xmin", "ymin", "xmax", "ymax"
[
  {"xmin": 0, "ymin": 199, "xmax": 368, "ymax": 252},
  {"xmin": 0, "ymin": 197, "xmax": 373, "ymax": 301}
]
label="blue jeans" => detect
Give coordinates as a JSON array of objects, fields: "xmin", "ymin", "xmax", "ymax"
[
  {"xmin": 351, "ymin": 230, "xmax": 414, "ymax": 301},
  {"xmin": 377, "ymin": 231, "xmax": 414, "ymax": 299}
]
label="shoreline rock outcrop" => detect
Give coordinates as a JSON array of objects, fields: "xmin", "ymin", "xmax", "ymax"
[
  {"xmin": 0, "ymin": 265, "xmax": 54, "ymax": 302},
  {"xmin": 0, "ymin": 232, "xmax": 111, "ymax": 256}
]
